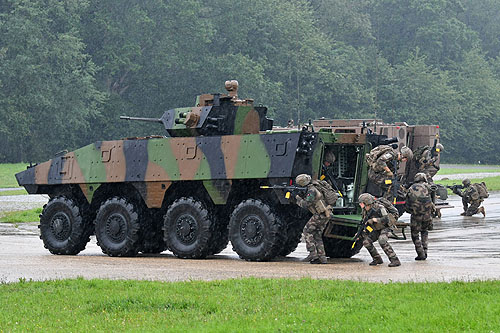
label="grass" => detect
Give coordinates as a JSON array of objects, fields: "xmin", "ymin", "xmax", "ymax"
[
  {"xmin": 436, "ymin": 175, "xmax": 500, "ymax": 192},
  {"xmin": 0, "ymin": 189, "xmax": 28, "ymax": 196},
  {"xmin": 0, "ymin": 207, "xmax": 42, "ymax": 223},
  {"xmin": 0, "ymin": 278, "xmax": 498, "ymax": 331},
  {"xmin": 0, "ymin": 162, "xmax": 28, "ymax": 188},
  {"xmin": 438, "ymin": 167, "xmax": 500, "ymax": 175}
]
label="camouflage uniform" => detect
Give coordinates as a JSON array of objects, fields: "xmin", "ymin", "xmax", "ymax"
[
  {"xmin": 457, "ymin": 184, "xmax": 484, "ymax": 216},
  {"xmin": 415, "ymin": 145, "xmax": 442, "ymax": 182},
  {"xmin": 295, "ymin": 174, "xmax": 334, "ymax": 264},
  {"xmin": 367, "ymin": 147, "xmax": 398, "ymax": 200},
  {"xmin": 405, "ymin": 174, "xmax": 435, "ymax": 260},
  {"xmin": 359, "ymin": 194, "xmax": 400, "ymax": 267}
]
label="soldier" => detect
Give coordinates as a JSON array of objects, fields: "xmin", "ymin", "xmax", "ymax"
[
  {"xmin": 294, "ymin": 174, "xmax": 337, "ymax": 264},
  {"xmin": 454, "ymin": 179, "xmax": 487, "ymax": 217},
  {"xmin": 405, "ymin": 173, "xmax": 435, "ymax": 260},
  {"xmin": 367, "ymin": 145, "xmax": 413, "ymax": 200},
  {"xmin": 358, "ymin": 193, "xmax": 401, "ymax": 267},
  {"xmin": 413, "ymin": 143, "xmax": 444, "ymax": 182}
]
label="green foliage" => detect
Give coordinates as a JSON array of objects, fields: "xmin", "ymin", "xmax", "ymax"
[
  {"xmin": 0, "ymin": 278, "xmax": 499, "ymax": 331},
  {"xmin": 2, "ymin": 0, "xmax": 500, "ymax": 163},
  {"xmin": 0, "ymin": 0, "xmax": 105, "ymax": 162}
]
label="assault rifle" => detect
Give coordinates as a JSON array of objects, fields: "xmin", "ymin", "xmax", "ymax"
[
  {"xmin": 446, "ymin": 184, "xmax": 464, "ymax": 194},
  {"xmin": 351, "ymin": 208, "xmax": 375, "ymax": 249},
  {"xmin": 260, "ymin": 183, "xmax": 308, "ymax": 200},
  {"xmin": 321, "ymin": 165, "xmax": 343, "ymax": 197}
]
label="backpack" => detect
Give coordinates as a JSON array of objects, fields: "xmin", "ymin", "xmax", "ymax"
[
  {"xmin": 474, "ymin": 182, "xmax": 489, "ymax": 199},
  {"xmin": 312, "ymin": 180, "xmax": 338, "ymax": 206},
  {"xmin": 406, "ymin": 183, "xmax": 432, "ymax": 215},
  {"xmin": 376, "ymin": 197, "xmax": 400, "ymax": 220},
  {"xmin": 366, "ymin": 145, "xmax": 395, "ymax": 169}
]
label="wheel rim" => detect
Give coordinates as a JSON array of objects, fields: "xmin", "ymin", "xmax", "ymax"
[
  {"xmin": 105, "ymin": 213, "xmax": 127, "ymax": 243},
  {"xmin": 240, "ymin": 214, "xmax": 264, "ymax": 247},
  {"xmin": 50, "ymin": 212, "xmax": 71, "ymax": 241},
  {"xmin": 175, "ymin": 214, "xmax": 198, "ymax": 245}
]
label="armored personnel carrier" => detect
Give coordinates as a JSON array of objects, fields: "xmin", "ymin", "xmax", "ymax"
[{"xmin": 16, "ymin": 80, "xmax": 409, "ymax": 261}]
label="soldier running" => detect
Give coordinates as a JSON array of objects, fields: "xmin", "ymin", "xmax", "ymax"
[
  {"xmin": 405, "ymin": 173, "xmax": 435, "ymax": 260},
  {"xmin": 294, "ymin": 174, "xmax": 337, "ymax": 264},
  {"xmin": 454, "ymin": 178, "xmax": 487, "ymax": 217},
  {"xmin": 367, "ymin": 145, "xmax": 413, "ymax": 200},
  {"xmin": 358, "ymin": 193, "xmax": 401, "ymax": 267}
]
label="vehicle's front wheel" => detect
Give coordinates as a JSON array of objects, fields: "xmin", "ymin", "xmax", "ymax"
[
  {"xmin": 95, "ymin": 197, "xmax": 142, "ymax": 257},
  {"xmin": 39, "ymin": 196, "xmax": 92, "ymax": 255}
]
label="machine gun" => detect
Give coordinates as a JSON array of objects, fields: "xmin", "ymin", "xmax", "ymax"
[
  {"xmin": 446, "ymin": 184, "xmax": 464, "ymax": 194},
  {"xmin": 351, "ymin": 208, "xmax": 375, "ymax": 249},
  {"xmin": 260, "ymin": 184, "xmax": 308, "ymax": 200}
]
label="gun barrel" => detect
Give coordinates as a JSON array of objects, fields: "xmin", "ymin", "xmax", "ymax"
[{"xmin": 120, "ymin": 116, "xmax": 162, "ymax": 123}]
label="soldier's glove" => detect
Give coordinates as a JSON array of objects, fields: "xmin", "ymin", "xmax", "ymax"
[{"xmin": 366, "ymin": 218, "xmax": 377, "ymax": 225}]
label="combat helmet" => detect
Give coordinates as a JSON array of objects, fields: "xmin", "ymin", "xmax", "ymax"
[
  {"xmin": 358, "ymin": 193, "xmax": 375, "ymax": 205},
  {"xmin": 462, "ymin": 178, "xmax": 471, "ymax": 186},
  {"xmin": 324, "ymin": 150, "xmax": 336, "ymax": 164},
  {"xmin": 414, "ymin": 173, "xmax": 428, "ymax": 183},
  {"xmin": 400, "ymin": 146, "xmax": 413, "ymax": 160},
  {"xmin": 295, "ymin": 174, "xmax": 312, "ymax": 187},
  {"xmin": 436, "ymin": 143, "xmax": 444, "ymax": 153}
]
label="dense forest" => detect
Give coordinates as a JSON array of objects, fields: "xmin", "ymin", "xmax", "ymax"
[{"xmin": 1, "ymin": 0, "xmax": 500, "ymax": 163}]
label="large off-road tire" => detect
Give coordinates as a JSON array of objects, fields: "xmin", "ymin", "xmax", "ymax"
[
  {"xmin": 163, "ymin": 197, "xmax": 213, "ymax": 259},
  {"xmin": 229, "ymin": 199, "xmax": 284, "ymax": 261},
  {"xmin": 95, "ymin": 197, "xmax": 142, "ymax": 257},
  {"xmin": 39, "ymin": 196, "xmax": 92, "ymax": 255},
  {"xmin": 323, "ymin": 223, "xmax": 363, "ymax": 258}
]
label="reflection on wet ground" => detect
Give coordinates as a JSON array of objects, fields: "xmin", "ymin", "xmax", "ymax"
[{"xmin": 1, "ymin": 194, "xmax": 499, "ymax": 283}]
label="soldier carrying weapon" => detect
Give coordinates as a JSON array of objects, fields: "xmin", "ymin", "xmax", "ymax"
[
  {"xmin": 294, "ymin": 174, "xmax": 338, "ymax": 264},
  {"xmin": 366, "ymin": 145, "xmax": 413, "ymax": 201},
  {"xmin": 357, "ymin": 193, "xmax": 401, "ymax": 267}
]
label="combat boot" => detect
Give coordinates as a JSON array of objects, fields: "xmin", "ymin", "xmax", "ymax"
[
  {"xmin": 369, "ymin": 256, "xmax": 383, "ymax": 266},
  {"xmin": 415, "ymin": 248, "xmax": 426, "ymax": 261},
  {"xmin": 310, "ymin": 255, "xmax": 327, "ymax": 264},
  {"xmin": 388, "ymin": 257, "xmax": 401, "ymax": 267},
  {"xmin": 302, "ymin": 252, "xmax": 317, "ymax": 262},
  {"xmin": 479, "ymin": 206, "xmax": 486, "ymax": 217},
  {"xmin": 460, "ymin": 212, "xmax": 466, "ymax": 216}
]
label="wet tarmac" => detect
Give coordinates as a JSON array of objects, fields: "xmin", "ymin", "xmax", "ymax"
[{"xmin": 0, "ymin": 193, "xmax": 499, "ymax": 283}]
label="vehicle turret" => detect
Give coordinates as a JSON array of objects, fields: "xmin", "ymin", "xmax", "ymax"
[{"xmin": 121, "ymin": 80, "xmax": 273, "ymax": 137}]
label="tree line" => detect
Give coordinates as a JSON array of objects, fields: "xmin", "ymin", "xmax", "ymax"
[{"xmin": 1, "ymin": 0, "xmax": 500, "ymax": 163}]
